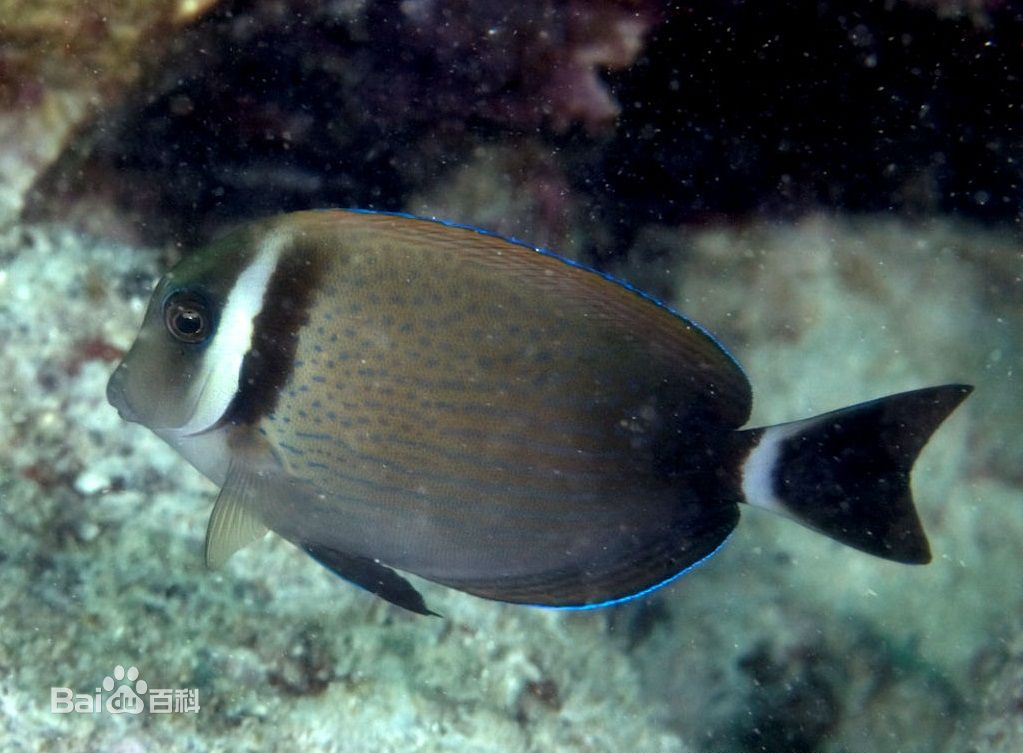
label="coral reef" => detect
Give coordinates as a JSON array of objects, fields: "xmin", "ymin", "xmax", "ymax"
[
  {"xmin": 0, "ymin": 0, "xmax": 222, "ymax": 226},
  {"xmin": 53, "ymin": 0, "xmax": 660, "ymax": 243},
  {"xmin": 390, "ymin": 0, "xmax": 660, "ymax": 133},
  {"xmin": 14, "ymin": 0, "xmax": 1017, "ymax": 248},
  {"xmin": 962, "ymin": 619, "xmax": 1023, "ymax": 752}
]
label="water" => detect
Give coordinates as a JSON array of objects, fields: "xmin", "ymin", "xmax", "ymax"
[{"xmin": 1, "ymin": 2, "xmax": 1020, "ymax": 751}]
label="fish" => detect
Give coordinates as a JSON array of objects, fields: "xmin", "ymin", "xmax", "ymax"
[{"xmin": 106, "ymin": 209, "xmax": 972, "ymax": 616}]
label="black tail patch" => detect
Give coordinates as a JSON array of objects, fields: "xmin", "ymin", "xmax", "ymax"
[{"xmin": 745, "ymin": 384, "xmax": 972, "ymax": 564}]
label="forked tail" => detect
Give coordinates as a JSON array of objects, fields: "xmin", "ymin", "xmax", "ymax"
[{"xmin": 737, "ymin": 384, "xmax": 972, "ymax": 563}]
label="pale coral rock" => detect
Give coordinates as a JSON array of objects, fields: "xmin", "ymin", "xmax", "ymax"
[{"xmin": 0, "ymin": 0, "xmax": 223, "ymax": 225}]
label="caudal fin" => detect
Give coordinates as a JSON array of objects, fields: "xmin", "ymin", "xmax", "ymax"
[{"xmin": 739, "ymin": 384, "xmax": 972, "ymax": 564}]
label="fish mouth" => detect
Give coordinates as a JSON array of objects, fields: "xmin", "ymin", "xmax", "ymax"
[
  {"xmin": 105, "ymin": 361, "xmax": 204, "ymax": 432},
  {"xmin": 106, "ymin": 366, "xmax": 139, "ymax": 424}
]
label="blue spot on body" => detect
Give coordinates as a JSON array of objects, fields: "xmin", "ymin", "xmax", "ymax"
[{"xmin": 295, "ymin": 430, "xmax": 336, "ymax": 443}]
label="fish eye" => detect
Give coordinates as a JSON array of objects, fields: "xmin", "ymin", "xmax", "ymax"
[{"xmin": 163, "ymin": 291, "xmax": 212, "ymax": 344}]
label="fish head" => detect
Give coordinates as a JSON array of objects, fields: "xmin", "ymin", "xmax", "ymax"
[
  {"xmin": 106, "ymin": 273, "xmax": 215, "ymax": 431},
  {"xmin": 107, "ymin": 222, "xmax": 274, "ymax": 436}
]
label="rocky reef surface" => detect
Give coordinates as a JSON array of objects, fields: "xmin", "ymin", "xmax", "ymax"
[{"xmin": 0, "ymin": 0, "xmax": 224, "ymax": 225}]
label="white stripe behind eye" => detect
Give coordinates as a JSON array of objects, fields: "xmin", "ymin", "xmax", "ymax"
[{"xmin": 178, "ymin": 230, "xmax": 288, "ymax": 436}]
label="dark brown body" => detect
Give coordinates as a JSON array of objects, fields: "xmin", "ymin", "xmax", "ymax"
[
  {"xmin": 248, "ymin": 213, "xmax": 751, "ymax": 604},
  {"xmin": 107, "ymin": 210, "xmax": 970, "ymax": 612}
]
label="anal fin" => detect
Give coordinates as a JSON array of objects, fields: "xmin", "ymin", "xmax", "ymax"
[
  {"xmin": 204, "ymin": 462, "xmax": 270, "ymax": 569},
  {"xmin": 303, "ymin": 543, "xmax": 438, "ymax": 617}
]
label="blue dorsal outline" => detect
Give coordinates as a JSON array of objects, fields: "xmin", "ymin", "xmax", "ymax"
[
  {"xmin": 533, "ymin": 533, "xmax": 732, "ymax": 611},
  {"xmin": 324, "ymin": 207, "xmax": 748, "ymax": 381}
]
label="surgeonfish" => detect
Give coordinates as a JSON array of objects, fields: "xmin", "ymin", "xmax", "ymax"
[{"xmin": 106, "ymin": 210, "xmax": 972, "ymax": 615}]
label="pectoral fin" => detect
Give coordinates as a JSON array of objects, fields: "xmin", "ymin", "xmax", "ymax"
[
  {"xmin": 204, "ymin": 463, "xmax": 270, "ymax": 569},
  {"xmin": 303, "ymin": 543, "xmax": 438, "ymax": 617}
]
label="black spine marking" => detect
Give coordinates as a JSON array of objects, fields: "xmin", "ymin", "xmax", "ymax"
[
  {"xmin": 766, "ymin": 384, "xmax": 972, "ymax": 564},
  {"xmin": 225, "ymin": 242, "xmax": 327, "ymax": 426}
]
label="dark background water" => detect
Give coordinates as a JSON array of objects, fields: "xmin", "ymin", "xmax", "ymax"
[{"xmin": 43, "ymin": 0, "xmax": 1022, "ymax": 254}]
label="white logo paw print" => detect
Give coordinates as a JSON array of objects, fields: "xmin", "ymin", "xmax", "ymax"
[{"xmin": 103, "ymin": 665, "xmax": 147, "ymax": 714}]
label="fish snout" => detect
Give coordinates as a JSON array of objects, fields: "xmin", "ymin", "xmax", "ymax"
[{"xmin": 106, "ymin": 364, "xmax": 139, "ymax": 423}]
